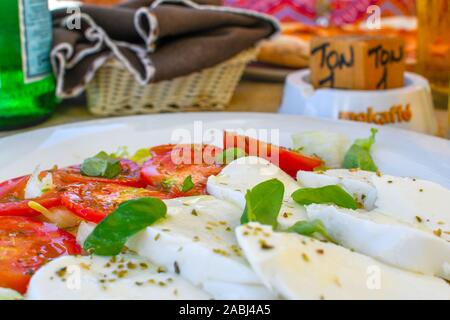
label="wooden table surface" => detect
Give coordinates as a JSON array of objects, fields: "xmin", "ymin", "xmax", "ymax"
[{"xmin": 1, "ymin": 79, "xmax": 448, "ymax": 139}]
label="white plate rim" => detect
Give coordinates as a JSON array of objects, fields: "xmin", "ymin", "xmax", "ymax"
[{"xmin": 1, "ymin": 112, "xmax": 449, "ymax": 187}]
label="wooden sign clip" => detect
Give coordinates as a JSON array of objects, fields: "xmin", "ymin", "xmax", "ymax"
[{"xmin": 310, "ymin": 35, "xmax": 405, "ymax": 90}]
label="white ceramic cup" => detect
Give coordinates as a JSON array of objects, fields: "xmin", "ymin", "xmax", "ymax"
[{"xmin": 279, "ymin": 70, "xmax": 438, "ymax": 135}]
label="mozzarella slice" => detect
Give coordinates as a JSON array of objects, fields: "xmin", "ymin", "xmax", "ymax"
[
  {"xmin": 207, "ymin": 156, "xmax": 306, "ymax": 229},
  {"xmin": 27, "ymin": 254, "xmax": 210, "ymax": 300},
  {"xmin": 236, "ymin": 223, "xmax": 450, "ymax": 300},
  {"xmin": 291, "ymin": 131, "xmax": 349, "ymax": 168},
  {"xmin": 76, "ymin": 221, "xmax": 97, "ymax": 247},
  {"xmin": 373, "ymin": 175, "xmax": 450, "ymax": 241},
  {"xmin": 297, "ymin": 169, "xmax": 377, "ymax": 209},
  {"xmin": 124, "ymin": 196, "xmax": 274, "ymax": 299},
  {"xmin": 297, "ymin": 170, "xmax": 450, "ymax": 240},
  {"xmin": 307, "ymin": 204, "xmax": 450, "ymax": 280}
]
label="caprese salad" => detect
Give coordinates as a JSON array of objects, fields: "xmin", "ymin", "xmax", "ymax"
[{"xmin": 0, "ymin": 129, "xmax": 449, "ymax": 300}]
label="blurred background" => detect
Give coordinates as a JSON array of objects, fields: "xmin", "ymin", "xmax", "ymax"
[
  {"xmin": 57, "ymin": 0, "xmax": 447, "ymax": 111},
  {"xmin": 74, "ymin": 0, "xmax": 417, "ymax": 24},
  {"xmin": 1, "ymin": 0, "xmax": 448, "ymax": 137}
]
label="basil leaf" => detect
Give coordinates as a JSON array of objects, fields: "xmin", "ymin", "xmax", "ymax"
[
  {"xmin": 292, "ymin": 185, "xmax": 358, "ymax": 210},
  {"xmin": 240, "ymin": 179, "xmax": 284, "ymax": 228},
  {"xmin": 81, "ymin": 151, "xmax": 121, "ymax": 179},
  {"xmin": 103, "ymin": 161, "xmax": 122, "ymax": 178},
  {"xmin": 95, "ymin": 151, "xmax": 111, "ymax": 160},
  {"xmin": 81, "ymin": 157, "xmax": 107, "ymax": 176},
  {"xmin": 287, "ymin": 220, "xmax": 334, "ymax": 243},
  {"xmin": 216, "ymin": 148, "xmax": 247, "ymax": 164},
  {"xmin": 130, "ymin": 148, "xmax": 152, "ymax": 164},
  {"xmin": 181, "ymin": 175, "xmax": 195, "ymax": 193},
  {"xmin": 241, "ymin": 191, "xmax": 254, "ymax": 224},
  {"xmin": 84, "ymin": 197, "xmax": 167, "ymax": 256},
  {"xmin": 343, "ymin": 128, "xmax": 378, "ymax": 172}
]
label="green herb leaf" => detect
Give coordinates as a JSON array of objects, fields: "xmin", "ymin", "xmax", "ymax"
[
  {"xmin": 81, "ymin": 151, "xmax": 122, "ymax": 179},
  {"xmin": 216, "ymin": 148, "xmax": 247, "ymax": 164},
  {"xmin": 161, "ymin": 178, "xmax": 175, "ymax": 191},
  {"xmin": 241, "ymin": 179, "xmax": 285, "ymax": 228},
  {"xmin": 110, "ymin": 146, "xmax": 152, "ymax": 165},
  {"xmin": 287, "ymin": 219, "xmax": 334, "ymax": 243},
  {"xmin": 291, "ymin": 185, "xmax": 358, "ymax": 209},
  {"xmin": 110, "ymin": 146, "xmax": 130, "ymax": 159},
  {"xmin": 180, "ymin": 175, "xmax": 195, "ymax": 193},
  {"xmin": 84, "ymin": 197, "xmax": 167, "ymax": 256},
  {"xmin": 241, "ymin": 191, "xmax": 254, "ymax": 224},
  {"xmin": 342, "ymin": 128, "xmax": 378, "ymax": 172},
  {"xmin": 130, "ymin": 148, "xmax": 152, "ymax": 164}
]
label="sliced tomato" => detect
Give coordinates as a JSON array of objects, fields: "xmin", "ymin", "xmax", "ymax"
[
  {"xmin": 0, "ymin": 174, "xmax": 61, "ymax": 217},
  {"xmin": 141, "ymin": 144, "xmax": 223, "ymax": 196},
  {"xmin": 0, "ymin": 176, "xmax": 29, "ymax": 202},
  {"xmin": 54, "ymin": 159, "xmax": 146, "ymax": 188},
  {"xmin": 0, "ymin": 191, "xmax": 61, "ymax": 217},
  {"xmin": 0, "ymin": 216, "xmax": 81, "ymax": 294},
  {"xmin": 61, "ymin": 182, "xmax": 173, "ymax": 223},
  {"xmin": 150, "ymin": 144, "xmax": 178, "ymax": 156},
  {"xmin": 224, "ymin": 131, "xmax": 323, "ymax": 177}
]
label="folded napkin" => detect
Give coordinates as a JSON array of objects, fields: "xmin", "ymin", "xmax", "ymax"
[{"xmin": 51, "ymin": 0, "xmax": 279, "ymax": 98}]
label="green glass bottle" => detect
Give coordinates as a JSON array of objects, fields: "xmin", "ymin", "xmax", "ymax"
[{"xmin": 0, "ymin": 0, "xmax": 57, "ymax": 131}]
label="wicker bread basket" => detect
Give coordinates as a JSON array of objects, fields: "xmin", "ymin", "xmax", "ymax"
[{"xmin": 86, "ymin": 48, "xmax": 257, "ymax": 116}]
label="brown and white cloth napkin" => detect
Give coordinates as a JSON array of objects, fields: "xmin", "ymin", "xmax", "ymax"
[{"xmin": 51, "ymin": 0, "xmax": 279, "ymax": 98}]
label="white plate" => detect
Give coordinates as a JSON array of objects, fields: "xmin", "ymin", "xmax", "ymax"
[{"xmin": 1, "ymin": 112, "xmax": 449, "ymax": 187}]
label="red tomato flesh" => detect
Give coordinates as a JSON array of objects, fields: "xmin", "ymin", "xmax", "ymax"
[
  {"xmin": 223, "ymin": 131, "xmax": 322, "ymax": 177},
  {"xmin": 0, "ymin": 174, "xmax": 61, "ymax": 217},
  {"xmin": 0, "ymin": 216, "xmax": 81, "ymax": 294},
  {"xmin": 141, "ymin": 144, "xmax": 223, "ymax": 196},
  {"xmin": 0, "ymin": 192, "xmax": 61, "ymax": 217},
  {"xmin": 54, "ymin": 159, "xmax": 145, "ymax": 188},
  {"xmin": 61, "ymin": 182, "xmax": 173, "ymax": 223},
  {"xmin": 0, "ymin": 176, "xmax": 29, "ymax": 200}
]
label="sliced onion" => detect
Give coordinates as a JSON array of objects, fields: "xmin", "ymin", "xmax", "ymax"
[
  {"xmin": 24, "ymin": 167, "xmax": 54, "ymax": 199},
  {"xmin": 28, "ymin": 202, "xmax": 82, "ymax": 229}
]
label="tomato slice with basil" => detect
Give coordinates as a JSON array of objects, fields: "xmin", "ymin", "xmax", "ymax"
[
  {"xmin": 0, "ymin": 175, "xmax": 61, "ymax": 217},
  {"xmin": 141, "ymin": 144, "xmax": 223, "ymax": 196},
  {"xmin": 61, "ymin": 182, "xmax": 172, "ymax": 223},
  {"xmin": 54, "ymin": 159, "xmax": 145, "ymax": 188},
  {"xmin": 224, "ymin": 131, "xmax": 323, "ymax": 177},
  {"xmin": 0, "ymin": 216, "xmax": 81, "ymax": 294}
]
